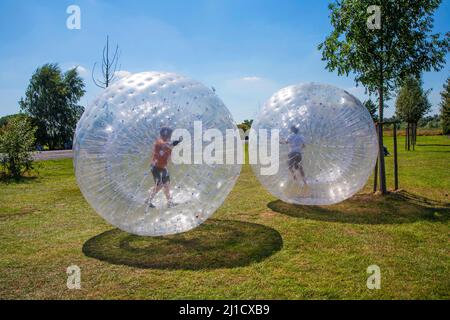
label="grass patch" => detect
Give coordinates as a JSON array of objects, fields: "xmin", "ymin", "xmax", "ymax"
[{"xmin": 0, "ymin": 135, "xmax": 449, "ymax": 299}]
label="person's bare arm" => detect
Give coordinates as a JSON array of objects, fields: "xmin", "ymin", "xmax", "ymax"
[
  {"xmin": 170, "ymin": 136, "xmax": 183, "ymax": 148},
  {"xmin": 151, "ymin": 143, "xmax": 157, "ymax": 166}
]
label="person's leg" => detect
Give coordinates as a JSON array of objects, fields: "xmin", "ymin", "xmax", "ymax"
[
  {"xmin": 146, "ymin": 184, "xmax": 162, "ymax": 205},
  {"xmin": 146, "ymin": 166, "xmax": 163, "ymax": 208},
  {"xmin": 163, "ymin": 183, "xmax": 172, "ymax": 202},
  {"xmin": 289, "ymin": 166, "xmax": 297, "ymax": 180},
  {"xmin": 287, "ymin": 152, "xmax": 298, "ymax": 180},
  {"xmin": 149, "ymin": 184, "xmax": 163, "ymax": 198},
  {"xmin": 296, "ymin": 153, "xmax": 307, "ymax": 186},
  {"xmin": 298, "ymin": 165, "xmax": 307, "ymax": 186},
  {"xmin": 161, "ymin": 169, "xmax": 175, "ymax": 207}
]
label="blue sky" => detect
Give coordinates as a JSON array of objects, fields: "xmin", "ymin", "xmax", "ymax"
[{"xmin": 0, "ymin": 0, "xmax": 449, "ymax": 122}]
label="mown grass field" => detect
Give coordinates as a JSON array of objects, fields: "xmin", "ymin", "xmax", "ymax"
[{"xmin": 0, "ymin": 135, "xmax": 449, "ymax": 299}]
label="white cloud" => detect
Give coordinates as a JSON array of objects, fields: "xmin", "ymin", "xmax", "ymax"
[
  {"xmin": 114, "ymin": 70, "xmax": 132, "ymax": 79},
  {"xmin": 240, "ymin": 76, "xmax": 262, "ymax": 81},
  {"xmin": 70, "ymin": 65, "xmax": 88, "ymax": 76}
]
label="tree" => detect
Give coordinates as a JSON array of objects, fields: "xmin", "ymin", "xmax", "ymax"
[
  {"xmin": 418, "ymin": 114, "xmax": 440, "ymax": 128},
  {"xmin": 0, "ymin": 117, "xmax": 37, "ymax": 178},
  {"xmin": 319, "ymin": 0, "xmax": 449, "ymax": 194},
  {"xmin": 237, "ymin": 119, "xmax": 253, "ymax": 133},
  {"xmin": 395, "ymin": 76, "xmax": 431, "ymax": 150},
  {"xmin": 363, "ymin": 99, "xmax": 378, "ymax": 122},
  {"xmin": 19, "ymin": 64, "xmax": 85, "ymax": 150},
  {"xmin": 92, "ymin": 35, "xmax": 120, "ymax": 88},
  {"xmin": 441, "ymin": 77, "xmax": 450, "ymax": 135},
  {"xmin": 0, "ymin": 113, "xmax": 32, "ymax": 128}
]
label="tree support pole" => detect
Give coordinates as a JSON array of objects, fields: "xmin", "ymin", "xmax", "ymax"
[
  {"xmin": 373, "ymin": 122, "xmax": 378, "ymax": 192},
  {"xmin": 393, "ymin": 124, "xmax": 399, "ymax": 190},
  {"xmin": 373, "ymin": 158, "xmax": 379, "ymax": 192},
  {"xmin": 377, "ymin": 113, "xmax": 387, "ymax": 194}
]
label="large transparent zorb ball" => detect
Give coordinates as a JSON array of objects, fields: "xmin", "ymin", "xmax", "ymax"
[
  {"xmin": 74, "ymin": 72, "xmax": 241, "ymax": 236},
  {"xmin": 251, "ymin": 83, "xmax": 378, "ymax": 205}
]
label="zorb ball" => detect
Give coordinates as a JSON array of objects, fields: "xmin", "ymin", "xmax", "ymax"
[
  {"xmin": 251, "ymin": 83, "xmax": 378, "ymax": 205},
  {"xmin": 73, "ymin": 72, "xmax": 241, "ymax": 236}
]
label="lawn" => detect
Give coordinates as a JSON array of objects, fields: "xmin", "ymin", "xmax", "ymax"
[{"xmin": 0, "ymin": 135, "xmax": 449, "ymax": 299}]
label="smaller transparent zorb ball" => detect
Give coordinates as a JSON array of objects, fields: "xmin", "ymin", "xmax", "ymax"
[
  {"xmin": 250, "ymin": 83, "xmax": 378, "ymax": 205},
  {"xmin": 74, "ymin": 72, "xmax": 241, "ymax": 236}
]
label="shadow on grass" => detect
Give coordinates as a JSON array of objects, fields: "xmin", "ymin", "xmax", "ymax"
[
  {"xmin": 0, "ymin": 175, "xmax": 38, "ymax": 185},
  {"xmin": 416, "ymin": 144, "xmax": 450, "ymax": 147},
  {"xmin": 268, "ymin": 191, "xmax": 449, "ymax": 225},
  {"xmin": 83, "ymin": 219, "xmax": 283, "ymax": 270}
]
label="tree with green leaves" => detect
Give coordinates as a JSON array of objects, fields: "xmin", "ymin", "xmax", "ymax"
[
  {"xmin": 319, "ymin": 0, "xmax": 449, "ymax": 194},
  {"xmin": 395, "ymin": 76, "xmax": 431, "ymax": 150},
  {"xmin": 441, "ymin": 77, "xmax": 450, "ymax": 135},
  {"xmin": 19, "ymin": 64, "xmax": 85, "ymax": 150},
  {"xmin": 418, "ymin": 114, "xmax": 440, "ymax": 129},
  {"xmin": 0, "ymin": 117, "xmax": 37, "ymax": 179},
  {"xmin": 363, "ymin": 99, "xmax": 378, "ymax": 122},
  {"xmin": 237, "ymin": 119, "xmax": 254, "ymax": 133},
  {"xmin": 0, "ymin": 113, "xmax": 32, "ymax": 129}
]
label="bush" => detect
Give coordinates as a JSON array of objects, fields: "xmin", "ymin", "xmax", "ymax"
[
  {"xmin": 0, "ymin": 113, "xmax": 32, "ymax": 128},
  {"xmin": 0, "ymin": 117, "xmax": 37, "ymax": 178}
]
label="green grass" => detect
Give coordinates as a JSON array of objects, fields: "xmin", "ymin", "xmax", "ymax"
[{"xmin": 0, "ymin": 135, "xmax": 449, "ymax": 299}]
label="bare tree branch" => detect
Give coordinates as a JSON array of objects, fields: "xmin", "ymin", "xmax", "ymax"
[{"xmin": 92, "ymin": 35, "xmax": 121, "ymax": 89}]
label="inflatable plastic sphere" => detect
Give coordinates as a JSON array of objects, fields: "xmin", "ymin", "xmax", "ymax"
[
  {"xmin": 251, "ymin": 83, "xmax": 378, "ymax": 205},
  {"xmin": 74, "ymin": 72, "xmax": 241, "ymax": 236}
]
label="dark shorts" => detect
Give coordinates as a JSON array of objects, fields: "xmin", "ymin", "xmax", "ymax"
[
  {"xmin": 151, "ymin": 166, "xmax": 170, "ymax": 186},
  {"xmin": 288, "ymin": 152, "xmax": 303, "ymax": 170}
]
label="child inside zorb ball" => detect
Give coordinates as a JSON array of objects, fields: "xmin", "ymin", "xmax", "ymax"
[
  {"xmin": 281, "ymin": 126, "xmax": 308, "ymax": 188},
  {"xmin": 250, "ymin": 83, "xmax": 378, "ymax": 205},
  {"xmin": 145, "ymin": 127, "xmax": 183, "ymax": 211},
  {"xmin": 74, "ymin": 71, "xmax": 241, "ymax": 236}
]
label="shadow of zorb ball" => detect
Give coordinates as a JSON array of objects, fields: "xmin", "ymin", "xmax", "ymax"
[
  {"xmin": 251, "ymin": 83, "xmax": 378, "ymax": 205},
  {"xmin": 73, "ymin": 72, "xmax": 241, "ymax": 236}
]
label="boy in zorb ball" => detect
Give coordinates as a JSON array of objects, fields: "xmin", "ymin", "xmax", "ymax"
[
  {"xmin": 281, "ymin": 126, "xmax": 307, "ymax": 187},
  {"xmin": 145, "ymin": 127, "xmax": 183, "ymax": 211}
]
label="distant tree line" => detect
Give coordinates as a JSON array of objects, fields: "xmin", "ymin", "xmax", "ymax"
[
  {"xmin": 441, "ymin": 77, "xmax": 450, "ymax": 135},
  {"xmin": 363, "ymin": 74, "xmax": 449, "ymax": 150}
]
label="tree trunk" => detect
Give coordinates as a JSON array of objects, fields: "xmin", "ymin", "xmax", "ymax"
[
  {"xmin": 377, "ymin": 86, "xmax": 387, "ymax": 194},
  {"xmin": 407, "ymin": 123, "xmax": 411, "ymax": 151},
  {"xmin": 105, "ymin": 36, "xmax": 110, "ymax": 88},
  {"xmin": 404, "ymin": 125, "xmax": 407, "ymax": 150},
  {"xmin": 413, "ymin": 122, "xmax": 417, "ymax": 150}
]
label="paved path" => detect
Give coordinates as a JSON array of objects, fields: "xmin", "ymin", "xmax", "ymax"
[{"xmin": 33, "ymin": 150, "xmax": 73, "ymax": 160}]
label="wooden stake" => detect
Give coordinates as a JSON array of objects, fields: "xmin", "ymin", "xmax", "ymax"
[
  {"xmin": 373, "ymin": 158, "xmax": 379, "ymax": 192},
  {"xmin": 393, "ymin": 124, "xmax": 398, "ymax": 190},
  {"xmin": 373, "ymin": 122, "xmax": 378, "ymax": 193}
]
